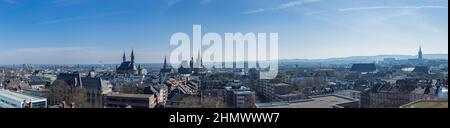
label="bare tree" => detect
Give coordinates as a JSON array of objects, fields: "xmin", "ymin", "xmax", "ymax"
[
  {"xmin": 201, "ymin": 96, "xmax": 228, "ymax": 108},
  {"xmin": 295, "ymin": 79, "xmax": 322, "ymax": 96},
  {"xmin": 47, "ymin": 80, "xmax": 89, "ymax": 108},
  {"xmin": 177, "ymin": 96, "xmax": 201, "ymax": 108},
  {"xmin": 47, "ymin": 80, "xmax": 70, "ymax": 105},
  {"xmin": 114, "ymin": 83, "xmax": 140, "ymax": 94},
  {"xmin": 69, "ymin": 86, "xmax": 89, "ymax": 108}
]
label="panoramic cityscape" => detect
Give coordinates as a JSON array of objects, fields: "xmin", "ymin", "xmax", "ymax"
[
  {"xmin": 0, "ymin": 46, "xmax": 447, "ymax": 108},
  {"xmin": 0, "ymin": 0, "xmax": 448, "ymax": 109}
]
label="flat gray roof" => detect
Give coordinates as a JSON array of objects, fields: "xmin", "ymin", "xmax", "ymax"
[
  {"xmin": 0, "ymin": 89, "xmax": 46, "ymax": 102},
  {"xmin": 256, "ymin": 95, "xmax": 356, "ymax": 108},
  {"xmin": 270, "ymin": 83, "xmax": 291, "ymax": 87},
  {"xmin": 106, "ymin": 93, "xmax": 154, "ymax": 99}
]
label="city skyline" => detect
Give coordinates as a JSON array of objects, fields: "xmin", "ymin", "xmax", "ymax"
[
  {"xmin": 0, "ymin": 51, "xmax": 446, "ymax": 65},
  {"xmin": 0, "ymin": 0, "xmax": 448, "ymax": 64}
]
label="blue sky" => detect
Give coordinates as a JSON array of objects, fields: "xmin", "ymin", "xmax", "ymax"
[{"xmin": 0, "ymin": 0, "xmax": 448, "ymax": 64}]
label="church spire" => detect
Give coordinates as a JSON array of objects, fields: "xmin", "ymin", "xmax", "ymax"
[
  {"xmin": 256, "ymin": 60, "xmax": 261, "ymax": 69},
  {"xmin": 197, "ymin": 50, "xmax": 202, "ymax": 68},
  {"xmin": 122, "ymin": 52, "xmax": 126, "ymax": 62},
  {"xmin": 163, "ymin": 56, "xmax": 168, "ymax": 69},
  {"xmin": 138, "ymin": 64, "xmax": 142, "ymax": 75},
  {"xmin": 418, "ymin": 45, "xmax": 423, "ymax": 62},
  {"xmin": 419, "ymin": 46, "xmax": 422, "ymax": 53},
  {"xmin": 190, "ymin": 57, "xmax": 194, "ymax": 69},
  {"xmin": 131, "ymin": 49, "xmax": 135, "ymax": 63}
]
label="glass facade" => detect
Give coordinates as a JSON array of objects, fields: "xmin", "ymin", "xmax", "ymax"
[{"xmin": 32, "ymin": 101, "xmax": 47, "ymax": 108}]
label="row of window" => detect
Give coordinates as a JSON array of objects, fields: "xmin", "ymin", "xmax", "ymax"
[
  {"xmin": 0, "ymin": 99, "xmax": 19, "ymax": 108},
  {"xmin": 106, "ymin": 98, "xmax": 149, "ymax": 104},
  {"xmin": 32, "ymin": 101, "xmax": 47, "ymax": 108}
]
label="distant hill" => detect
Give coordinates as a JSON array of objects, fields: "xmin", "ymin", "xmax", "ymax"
[{"xmin": 281, "ymin": 54, "xmax": 448, "ymax": 64}]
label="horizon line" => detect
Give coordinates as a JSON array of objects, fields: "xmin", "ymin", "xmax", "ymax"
[{"xmin": 0, "ymin": 53, "xmax": 447, "ymax": 65}]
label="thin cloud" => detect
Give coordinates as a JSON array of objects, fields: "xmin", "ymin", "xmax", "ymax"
[
  {"xmin": 201, "ymin": 0, "xmax": 212, "ymax": 5},
  {"xmin": 13, "ymin": 47, "xmax": 94, "ymax": 53},
  {"xmin": 306, "ymin": 5, "xmax": 448, "ymax": 15},
  {"xmin": 243, "ymin": 0, "xmax": 321, "ymax": 15},
  {"xmin": 0, "ymin": 47, "xmax": 97, "ymax": 64},
  {"xmin": 48, "ymin": 0, "xmax": 94, "ymax": 6},
  {"xmin": 167, "ymin": 0, "xmax": 183, "ymax": 7},
  {"xmin": 1, "ymin": 0, "xmax": 17, "ymax": 4},
  {"xmin": 0, "ymin": 47, "xmax": 168, "ymax": 64},
  {"xmin": 339, "ymin": 5, "xmax": 448, "ymax": 11},
  {"xmin": 36, "ymin": 12, "xmax": 121, "ymax": 25}
]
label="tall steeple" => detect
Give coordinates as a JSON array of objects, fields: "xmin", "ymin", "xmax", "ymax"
[
  {"xmin": 196, "ymin": 50, "xmax": 202, "ymax": 68},
  {"xmin": 131, "ymin": 49, "xmax": 135, "ymax": 63},
  {"xmin": 418, "ymin": 46, "xmax": 423, "ymax": 62},
  {"xmin": 138, "ymin": 64, "xmax": 142, "ymax": 75},
  {"xmin": 163, "ymin": 56, "xmax": 168, "ymax": 69},
  {"xmin": 201, "ymin": 57, "xmax": 203, "ymax": 68},
  {"xmin": 256, "ymin": 61, "xmax": 261, "ymax": 70},
  {"xmin": 190, "ymin": 57, "xmax": 194, "ymax": 69},
  {"xmin": 122, "ymin": 52, "xmax": 126, "ymax": 62}
]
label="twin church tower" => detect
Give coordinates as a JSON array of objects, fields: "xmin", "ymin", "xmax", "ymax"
[{"xmin": 116, "ymin": 49, "xmax": 144, "ymax": 75}]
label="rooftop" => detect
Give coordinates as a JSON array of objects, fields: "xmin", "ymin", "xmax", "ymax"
[
  {"xmin": 400, "ymin": 100, "xmax": 448, "ymax": 108},
  {"xmin": 0, "ymin": 89, "xmax": 46, "ymax": 102},
  {"xmin": 350, "ymin": 63, "xmax": 377, "ymax": 72},
  {"xmin": 234, "ymin": 91, "xmax": 255, "ymax": 95},
  {"xmin": 106, "ymin": 93, "xmax": 154, "ymax": 99},
  {"xmin": 256, "ymin": 95, "xmax": 358, "ymax": 108},
  {"xmin": 412, "ymin": 66, "xmax": 430, "ymax": 74},
  {"xmin": 270, "ymin": 83, "xmax": 291, "ymax": 87},
  {"xmin": 225, "ymin": 85, "xmax": 251, "ymax": 91}
]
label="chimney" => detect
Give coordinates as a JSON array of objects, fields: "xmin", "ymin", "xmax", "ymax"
[
  {"xmin": 71, "ymin": 102, "xmax": 76, "ymax": 108},
  {"xmin": 62, "ymin": 101, "xmax": 67, "ymax": 108}
]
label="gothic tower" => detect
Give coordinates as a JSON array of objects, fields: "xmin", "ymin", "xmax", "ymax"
[
  {"xmin": 163, "ymin": 56, "xmax": 168, "ymax": 69},
  {"xmin": 190, "ymin": 57, "xmax": 194, "ymax": 69},
  {"xmin": 131, "ymin": 49, "xmax": 135, "ymax": 63},
  {"xmin": 122, "ymin": 52, "xmax": 126, "ymax": 62},
  {"xmin": 418, "ymin": 46, "xmax": 423, "ymax": 62}
]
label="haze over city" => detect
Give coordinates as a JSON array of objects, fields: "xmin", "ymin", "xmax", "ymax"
[
  {"xmin": 0, "ymin": 0, "xmax": 448, "ymax": 114},
  {"xmin": 0, "ymin": 0, "xmax": 448, "ymax": 64}
]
